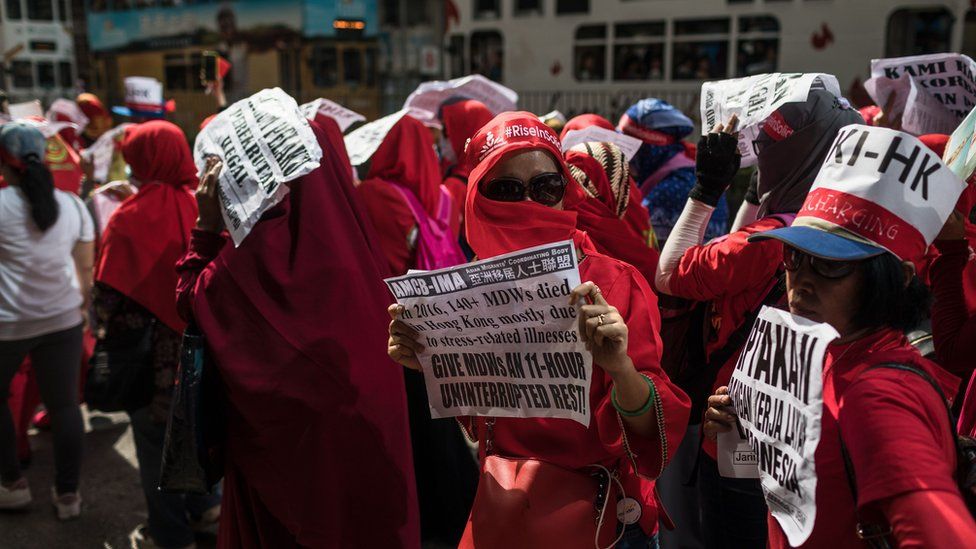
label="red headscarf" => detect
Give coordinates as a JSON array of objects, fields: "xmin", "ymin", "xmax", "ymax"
[
  {"xmin": 76, "ymin": 93, "xmax": 113, "ymax": 140},
  {"xmin": 440, "ymin": 99, "xmax": 494, "ymax": 176},
  {"xmin": 95, "ymin": 121, "xmax": 198, "ymax": 332},
  {"xmin": 365, "ymin": 115, "xmax": 442, "ymax": 215},
  {"xmin": 186, "ymin": 118, "xmax": 419, "ymax": 547},
  {"xmin": 464, "ymin": 111, "xmax": 584, "ymax": 259},
  {"xmin": 565, "ymin": 143, "xmax": 660, "ymax": 283},
  {"xmin": 559, "ymin": 113, "xmax": 615, "ymax": 141}
]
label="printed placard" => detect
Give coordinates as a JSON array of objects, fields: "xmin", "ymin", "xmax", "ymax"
[
  {"xmin": 717, "ymin": 422, "xmax": 760, "ymax": 479},
  {"xmin": 561, "ymin": 127, "xmax": 643, "ymax": 161},
  {"xmin": 700, "ymin": 73, "xmax": 841, "ymax": 166},
  {"xmin": 943, "ymin": 105, "xmax": 976, "ymax": 181},
  {"xmin": 403, "ymin": 74, "xmax": 517, "ymax": 127},
  {"xmin": 194, "ymin": 88, "xmax": 323, "ymax": 246},
  {"xmin": 81, "ymin": 123, "xmax": 132, "ymax": 183},
  {"xmin": 8, "ymin": 100, "xmax": 43, "ymax": 120},
  {"xmin": 299, "ymin": 98, "xmax": 366, "ymax": 132},
  {"xmin": 343, "ymin": 109, "xmax": 409, "ymax": 166},
  {"xmin": 728, "ymin": 307, "xmax": 839, "ymax": 546},
  {"xmin": 384, "ymin": 240, "xmax": 593, "ymax": 426},
  {"xmin": 46, "ymin": 99, "xmax": 90, "ymax": 132},
  {"xmin": 124, "ymin": 76, "xmax": 163, "ymax": 107}
]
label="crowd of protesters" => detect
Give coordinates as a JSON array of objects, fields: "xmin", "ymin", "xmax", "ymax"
[{"xmin": 0, "ymin": 52, "xmax": 975, "ymax": 549}]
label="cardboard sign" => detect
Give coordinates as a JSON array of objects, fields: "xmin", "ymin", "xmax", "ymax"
[
  {"xmin": 403, "ymin": 74, "xmax": 517, "ymax": 127},
  {"xmin": 385, "ymin": 240, "xmax": 593, "ymax": 426},
  {"xmin": 299, "ymin": 98, "xmax": 366, "ymax": 132},
  {"xmin": 343, "ymin": 109, "xmax": 409, "ymax": 167},
  {"xmin": 728, "ymin": 307, "xmax": 839, "ymax": 546},
  {"xmin": 560, "ymin": 127, "xmax": 643, "ymax": 161},
  {"xmin": 700, "ymin": 73, "xmax": 842, "ymax": 166},
  {"xmin": 194, "ymin": 88, "xmax": 323, "ymax": 246}
]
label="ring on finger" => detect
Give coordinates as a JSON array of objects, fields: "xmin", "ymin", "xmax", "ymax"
[{"xmin": 597, "ymin": 313, "xmax": 605, "ymax": 326}]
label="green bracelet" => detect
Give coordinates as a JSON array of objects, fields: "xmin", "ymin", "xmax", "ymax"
[{"xmin": 612, "ymin": 376, "xmax": 656, "ymax": 417}]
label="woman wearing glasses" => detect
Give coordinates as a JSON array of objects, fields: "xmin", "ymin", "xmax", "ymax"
[
  {"xmin": 387, "ymin": 112, "xmax": 690, "ymax": 548},
  {"xmin": 703, "ymin": 126, "xmax": 976, "ymax": 547}
]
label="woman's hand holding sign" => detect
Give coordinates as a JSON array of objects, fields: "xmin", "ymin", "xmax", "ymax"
[
  {"xmin": 388, "ymin": 304, "xmax": 423, "ymax": 371},
  {"xmin": 703, "ymin": 386, "xmax": 737, "ymax": 440}
]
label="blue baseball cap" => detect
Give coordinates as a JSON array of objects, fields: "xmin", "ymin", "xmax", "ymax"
[
  {"xmin": 748, "ymin": 224, "xmax": 888, "ymax": 261},
  {"xmin": 0, "ymin": 121, "xmax": 47, "ymax": 169}
]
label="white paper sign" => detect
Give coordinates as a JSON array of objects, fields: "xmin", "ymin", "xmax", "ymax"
[
  {"xmin": 561, "ymin": 127, "xmax": 643, "ymax": 161},
  {"xmin": 299, "ymin": 98, "xmax": 366, "ymax": 132},
  {"xmin": 124, "ymin": 76, "xmax": 163, "ymax": 107},
  {"xmin": 403, "ymin": 74, "xmax": 517, "ymax": 127},
  {"xmin": 944, "ymin": 106, "xmax": 976, "ymax": 181},
  {"xmin": 717, "ymin": 423, "xmax": 760, "ymax": 479},
  {"xmin": 18, "ymin": 118, "xmax": 77, "ymax": 139},
  {"xmin": 46, "ymin": 99, "xmax": 89, "ymax": 133},
  {"xmin": 343, "ymin": 109, "xmax": 409, "ymax": 167},
  {"xmin": 700, "ymin": 73, "xmax": 842, "ymax": 166},
  {"xmin": 81, "ymin": 123, "xmax": 132, "ymax": 183},
  {"xmin": 384, "ymin": 240, "xmax": 593, "ymax": 426},
  {"xmin": 866, "ymin": 53, "xmax": 976, "ymax": 135},
  {"xmin": 8, "ymin": 100, "xmax": 43, "ymax": 120},
  {"xmin": 728, "ymin": 307, "xmax": 839, "ymax": 546},
  {"xmin": 194, "ymin": 88, "xmax": 323, "ymax": 246}
]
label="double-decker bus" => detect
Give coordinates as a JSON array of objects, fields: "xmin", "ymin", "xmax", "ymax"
[
  {"xmin": 445, "ymin": 0, "xmax": 976, "ymax": 121},
  {"xmin": 0, "ymin": 0, "xmax": 78, "ymax": 104}
]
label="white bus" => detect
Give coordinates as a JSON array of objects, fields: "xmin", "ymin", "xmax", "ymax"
[
  {"xmin": 0, "ymin": 0, "xmax": 77, "ymax": 104},
  {"xmin": 444, "ymin": 0, "xmax": 975, "ymax": 121}
]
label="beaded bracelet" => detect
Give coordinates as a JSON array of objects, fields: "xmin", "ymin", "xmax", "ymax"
[{"xmin": 611, "ymin": 376, "xmax": 656, "ymax": 417}]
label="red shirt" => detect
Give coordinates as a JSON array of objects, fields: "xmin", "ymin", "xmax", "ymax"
[
  {"xmin": 767, "ymin": 329, "xmax": 965, "ymax": 548},
  {"xmin": 464, "ymin": 245, "xmax": 691, "ymax": 535},
  {"xmin": 666, "ymin": 215, "xmax": 785, "ymax": 457}
]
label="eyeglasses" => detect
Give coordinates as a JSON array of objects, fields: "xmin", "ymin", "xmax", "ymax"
[
  {"xmin": 783, "ymin": 246, "xmax": 859, "ymax": 280},
  {"xmin": 479, "ymin": 172, "xmax": 567, "ymax": 207}
]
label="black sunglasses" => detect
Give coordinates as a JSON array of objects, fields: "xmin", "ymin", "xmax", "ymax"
[
  {"xmin": 479, "ymin": 172, "xmax": 567, "ymax": 207},
  {"xmin": 783, "ymin": 246, "xmax": 859, "ymax": 280}
]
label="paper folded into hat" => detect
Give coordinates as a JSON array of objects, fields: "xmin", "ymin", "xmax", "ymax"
[
  {"xmin": 750, "ymin": 124, "xmax": 966, "ymax": 262},
  {"xmin": 112, "ymin": 77, "xmax": 176, "ymax": 118}
]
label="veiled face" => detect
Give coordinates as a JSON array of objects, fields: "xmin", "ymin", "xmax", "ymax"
[{"xmin": 480, "ymin": 149, "xmax": 564, "ymax": 210}]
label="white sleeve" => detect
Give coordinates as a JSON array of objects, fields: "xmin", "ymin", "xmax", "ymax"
[
  {"xmin": 654, "ymin": 198, "xmax": 715, "ymax": 295},
  {"xmin": 70, "ymin": 194, "xmax": 96, "ymax": 243},
  {"xmin": 730, "ymin": 200, "xmax": 760, "ymax": 233}
]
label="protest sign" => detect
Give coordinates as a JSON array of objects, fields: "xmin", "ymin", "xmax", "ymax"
[
  {"xmin": 865, "ymin": 53, "xmax": 976, "ymax": 135},
  {"xmin": 943, "ymin": 105, "xmax": 976, "ymax": 181},
  {"xmin": 194, "ymin": 87, "xmax": 323, "ymax": 246},
  {"xmin": 8, "ymin": 100, "xmax": 43, "ymax": 120},
  {"xmin": 299, "ymin": 98, "xmax": 366, "ymax": 132},
  {"xmin": 560, "ymin": 126, "xmax": 643, "ymax": 161},
  {"xmin": 81, "ymin": 123, "xmax": 132, "ymax": 183},
  {"xmin": 384, "ymin": 240, "xmax": 593, "ymax": 426},
  {"xmin": 717, "ymin": 422, "xmax": 760, "ymax": 479},
  {"xmin": 343, "ymin": 109, "xmax": 409, "ymax": 166},
  {"xmin": 700, "ymin": 73, "xmax": 841, "ymax": 166},
  {"xmin": 403, "ymin": 74, "xmax": 517, "ymax": 127},
  {"xmin": 728, "ymin": 307, "xmax": 839, "ymax": 546},
  {"xmin": 46, "ymin": 99, "xmax": 89, "ymax": 133}
]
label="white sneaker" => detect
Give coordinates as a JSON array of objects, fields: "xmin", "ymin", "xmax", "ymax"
[
  {"xmin": 0, "ymin": 478, "xmax": 31, "ymax": 509},
  {"xmin": 51, "ymin": 487, "xmax": 81, "ymax": 520}
]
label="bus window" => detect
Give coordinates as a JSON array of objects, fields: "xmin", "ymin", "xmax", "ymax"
[
  {"xmin": 343, "ymin": 48, "xmax": 363, "ymax": 87},
  {"xmin": 12, "ymin": 61, "xmax": 32, "ymax": 88},
  {"xmin": 556, "ymin": 0, "xmax": 587, "ymax": 15},
  {"xmin": 673, "ymin": 18, "xmax": 730, "ymax": 80},
  {"xmin": 447, "ymin": 34, "xmax": 465, "ymax": 78},
  {"xmin": 574, "ymin": 24, "xmax": 606, "ymax": 82},
  {"xmin": 471, "ymin": 31, "xmax": 503, "ymax": 82},
  {"xmin": 310, "ymin": 45, "xmax": 339, "ymax": 88},
  {"xmin": 514, "ymin": 0, "xmax": 542, "ymax": 17},
  {"xmin": 886, "ymin": 8, "xmax": 952, "ymax": 57},
  {"xmin": 164, "ymin": 53, "xmax": 188, "ymax": 90},
  {"xmin": 59, "ymin": 61, "xmax": 72, "ymax": 88},
  {"xmin": 37, "ymin": 61, "xmax": 56, "ymax": 88},
  {"xmin": 473, "ymin": 0, "xmax": 499, "ymax": 20},
  {"xmin": 613, "ymin": 21, "xmax": 664, "ymax": 81},
  {"xmin": 366, "ymin": 47, "xmax": 378, "ymax": 87},
  {"xmin": 736, "ymin": 15, "xmax": 779, "ymax": 76},
  {"xmin": 56, "ymin": 0, "xmax": 66, "ymax": 21},
  {"xmin": 27, "ymin": 0, "xmax": 53, "ymax": 20},
  {"xmin": 5, "ymin": 0, "xmax": 21, "ymax": 19}
]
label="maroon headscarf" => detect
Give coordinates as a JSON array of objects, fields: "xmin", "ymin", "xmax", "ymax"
[
  {"xmin": 559, "ymin": 113, "xmax": 615, "ymax": 140},
  {"xmin": 188, "ymin": 118, "xmax": 420, "ymax": 547}
]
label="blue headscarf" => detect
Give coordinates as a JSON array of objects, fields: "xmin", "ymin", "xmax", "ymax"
[{"xmin": 618, "ymin": 99, "xmax": 694, "ymax": 185}]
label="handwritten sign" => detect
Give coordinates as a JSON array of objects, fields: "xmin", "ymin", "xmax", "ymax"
[
  {"xmin": 728, "ymin": 307, "xmax": 839, "ymax": 546},
  {"xmin": 385, "ymin": 240, "xmax": 593, "ymax": 426}
]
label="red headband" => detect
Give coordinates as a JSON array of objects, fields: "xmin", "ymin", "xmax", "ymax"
[{"xmin": 617, "ymin": 114, "xmax": 677, "ymax": 146}]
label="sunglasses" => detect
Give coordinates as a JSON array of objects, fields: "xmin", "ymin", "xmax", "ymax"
[
  {"xmin": 783, "ymin": 246, "xmax": 859, "ymax": 280},
  {"xmin": 479, "ymin": 172, "xmax": 567, "ymax": 207}
]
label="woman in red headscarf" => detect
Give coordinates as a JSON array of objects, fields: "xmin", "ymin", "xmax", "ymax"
[
  {"xmin": 92, "ymin": 120, "xmax": 220, "ymax": 549},
  {"xmin": 439, "ymin": 98, "xmax": 493, "ymax": 243},
  {"xmin": 559, "ymin": 113, "xmax": 615, "ymax": 140},
  {"xmin": 565, "ymin": 141, "xmax": 659, "ymax": 284},
  {"xmin": 357, "ymin": 113, "xmax": 477, "ymax": 545},
  {"xmin": 76, "ymin": 93, "xmax": 114, "ymax": 149},
  {"xmin": 387, "ymin": 112, "xmax": 690, "ymax": 547},
  {"xmin": 357, "ymin": 114, "xmax": 464, "ymax": 274},
  {"xmin": 175, "ymin": 117, "xmax": 419, "ymax": 548}
]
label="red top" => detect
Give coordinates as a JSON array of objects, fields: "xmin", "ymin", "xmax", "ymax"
[
  {"xmin": 95, "ymin": 120, "xmax": 198, "ymax": 332},
  {"xmin": 767, "ymin": 329, "xmax": 968, "ymax": 548},
  {"xmin": 174, "ymin": 118, "xmax": 419, "ymax": 548}
]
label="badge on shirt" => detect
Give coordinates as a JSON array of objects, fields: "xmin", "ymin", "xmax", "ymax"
[{"xmin": 616, "ymin": 497, "xmax": 642, "ymax": 525}]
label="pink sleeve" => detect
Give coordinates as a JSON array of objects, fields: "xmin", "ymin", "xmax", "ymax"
[
  {"xmin": 594, "ymin": 265, "xmax": 691, "ymax": 478},
  {"xmin": 175, "ymin": 229, "xmax": 227, "ymax": 323},
  {"xmin": 878, "ymin": 491, "xmax": 976, "ymax": 548},
  {"xmin": 931, "ymin": 239, "xmax": 976, "ymax": 376},
  {"xmin": 667, "ymin": 220, "xmax": 783, "ymax": 302}
]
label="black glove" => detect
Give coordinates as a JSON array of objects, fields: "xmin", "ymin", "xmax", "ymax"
[{"xmin": 690, "ymin": 132, "xmax": 741, "ymax": 206}]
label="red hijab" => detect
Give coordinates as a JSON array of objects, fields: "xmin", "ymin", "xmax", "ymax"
[
  {"xmin": 440, "ymin": 99, "xmax": 494, "ymax": 178},
  {"xmin": 559, "ymin": 113, "xmax": 615, "ymax": 140},
  {"xmin": 565, "ymin": 142, "xmax": 660, "ymax": 283},
  {"xmin": 95, "ymin": 120, "xmax": 198, "ymax": 332},
  {"xmin": 187, "ymin": 118, "xmax": 419, "ymax": 547},
  {"xmin": 464, "ymin": 111, "xmax": 584, "ymax": 259},
  {"xmin": 365, "ymin": 115, "xmax": 442, "ymax": 215}
]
